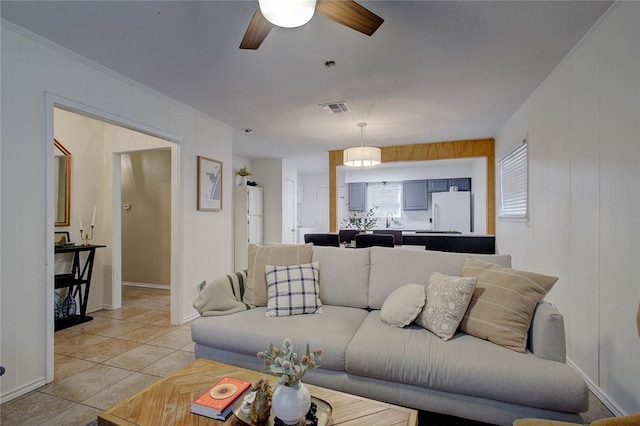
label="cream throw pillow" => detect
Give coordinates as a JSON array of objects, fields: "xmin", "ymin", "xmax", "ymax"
[
  {"xmin": 380, "ymin": 283, "xmax": 426, "ymax": 328},
  {"xmin": 461, "ymin": 257, "xmax": 558, "ymax": 352},
  {"xmin": 244, "ymin": 244, "xmax": 313, "ymax": 306},
  {"xmin": 416, "ymin": 272, "xmax": 477, "ymax": 340}
]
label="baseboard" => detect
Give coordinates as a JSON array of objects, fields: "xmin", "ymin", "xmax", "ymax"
[
  {"xmin": 0, "ymin": 377, "xmax": 46, "ymax": 404},
  {"xmin": 122, "ymin": 281, "xmax": 170, "ymax": 290},
  {"xmin": 566, "ymin": 357, "xmax": 626, "ymax": 416},
  {"xmin": 183, "ymin": 311, "xmax": 200, "ymax": 324}
]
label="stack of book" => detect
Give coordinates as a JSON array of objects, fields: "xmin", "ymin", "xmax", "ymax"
[{"xmin": 191, "ymin": 376, "xmax": 253, "ymax": 421}]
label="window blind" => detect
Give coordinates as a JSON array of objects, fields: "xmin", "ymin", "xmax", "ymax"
[{"xmin": 499, "ymin": 142, "xmax": 528, "ymax": 219}]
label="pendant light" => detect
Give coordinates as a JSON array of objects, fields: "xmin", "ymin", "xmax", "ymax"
[
  {"xmin": 258, "ymin": 0, "xmax": 317, "ymax": 28},
  {"xmin": 343, "ymin": 123, "xmax": 381, "ymax": 168}
]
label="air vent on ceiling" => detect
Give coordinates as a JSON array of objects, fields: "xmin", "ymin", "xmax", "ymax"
[{"xmin": 320, "ymin": 102, "xmax": 350, "ymax": 114}]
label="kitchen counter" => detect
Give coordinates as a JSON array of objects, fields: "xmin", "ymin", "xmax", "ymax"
[
  {"xmin": 400, "ymin": 230, "xmax": 495, "ymax": 237},
  {"xmin": 399, "ymin": 232, "xmax": 496, "ymax": 254}
]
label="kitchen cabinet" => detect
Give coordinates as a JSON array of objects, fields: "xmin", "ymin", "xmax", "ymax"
[
  {"xmin": 234, "ymin": 185, "xmax": 263, "ymax": 270},
  {"xmin": 428, "ymin": 179, "xmax": 449, "ymax": 192},
  {"xmin": 449, "ymin": 178, "xmax": 471, "ymax": 192},
  {"xmin": 428, "ymin": 178, "xmax": 471, "ymax": 192},
  {"xmin": 402, "ymin": 180, "xmax": 429, "ymax": 210},
  {"xmin": 348, "ymin": 182, "xmax": 367, "ymax": 211}
]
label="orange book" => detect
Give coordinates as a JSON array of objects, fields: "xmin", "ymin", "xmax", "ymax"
[{"xmin": 191, "ymin": 376, "xmax": 252, "ymax": 420}]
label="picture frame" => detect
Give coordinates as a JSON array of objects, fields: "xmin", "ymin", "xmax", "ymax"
[
  {"xmin": 197, "ymin": 156, "xmax": 223, "ymax": 211},
  {"xmin": 54, "ymin": 231, "xmax": 71, "ymax": 244}
]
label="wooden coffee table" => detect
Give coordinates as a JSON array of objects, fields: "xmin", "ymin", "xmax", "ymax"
[{"xmin": 98, "ymin": 358, "xmax": 418, "ymax": 426}]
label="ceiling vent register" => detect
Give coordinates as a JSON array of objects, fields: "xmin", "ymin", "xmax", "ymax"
[{"xmin": 320, "ymin": 102, "xmax": 350, "ymax": 114}]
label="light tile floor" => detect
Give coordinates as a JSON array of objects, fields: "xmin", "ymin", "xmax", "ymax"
[
  {"xmin": 1, "ymin": 287, "xmax": 615, "ymax": 426},
  {"xmin": 1, "ymin": 286, "xmax": 195, "ymax": 426}
]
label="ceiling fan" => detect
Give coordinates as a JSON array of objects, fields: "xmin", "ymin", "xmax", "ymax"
[{"xmin": 240, "ymin": 0, "xmax": 384, "ymax": 50}]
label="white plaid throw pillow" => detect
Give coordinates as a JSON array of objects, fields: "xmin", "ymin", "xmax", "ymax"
[{"xmin": 265, "ymin": 262, "xmax": 323, "ymax": 317}]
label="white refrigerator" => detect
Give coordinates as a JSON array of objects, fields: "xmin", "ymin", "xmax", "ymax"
[{"xmin": 431, "ymin": 191, "xmax": 471, "ymax": 233}]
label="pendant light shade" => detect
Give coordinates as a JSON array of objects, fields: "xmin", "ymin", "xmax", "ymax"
[
  {"xmin": 343, "ymin": 123, "xmax": 381, "ymax": 167},
  {"xmin": 343, "ymin": 147, "xmax": 382, "ymax": 167},
  {"xmin": 258, "ymin": 0, "xmax": 317, "ymax": 28}
]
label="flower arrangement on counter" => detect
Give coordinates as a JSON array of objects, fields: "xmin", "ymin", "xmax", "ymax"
[
  {"xmin": 257, "ymin": 338, "xmax": 322, "ymax": 388},
  {"xmin": 343, "ymin": 204, "xmax": 380, "ymax": 232}
]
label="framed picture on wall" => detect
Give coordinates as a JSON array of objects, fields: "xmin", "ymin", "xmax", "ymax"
[{"xmin": 197, "ymin": 156, "xmax": 223, "ymax": 211}]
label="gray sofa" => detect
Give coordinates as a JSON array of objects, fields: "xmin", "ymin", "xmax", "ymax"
[{"xmin": 191, "ymin": 246, "xmax": 588, "ymax": 425}]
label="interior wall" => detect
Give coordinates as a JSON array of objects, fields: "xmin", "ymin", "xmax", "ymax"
[
  {"xmin": 121, "ymin": 150, "xmax": 171, "ymax": 287},
  {"xmin": 1, "ymin": 23, "xmax": 234, "ymax": 402},
  {"xmin": 495, "ymin": 2, "xmax": 639, "ymax": 415}
]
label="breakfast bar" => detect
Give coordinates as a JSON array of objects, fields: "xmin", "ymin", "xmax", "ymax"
[{"xmin": 400, "ymin": 231, "xmax": 496, "ymax": 254}]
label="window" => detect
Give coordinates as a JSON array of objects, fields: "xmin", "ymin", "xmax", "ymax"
[
  {"xmin": 499, "ymin": 140, "xmax": 528, "ymax": 220},
  {"xmin": 367, "ymin": 182, "xmax": 402, "ymax": 217}
]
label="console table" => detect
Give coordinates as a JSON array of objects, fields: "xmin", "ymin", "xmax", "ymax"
[{"xmin": 54, "ymin": 244, "xmax": 105, "ymax": 331}]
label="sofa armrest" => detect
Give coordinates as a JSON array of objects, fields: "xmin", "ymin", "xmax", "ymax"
[{"xmin": 527, "ymin": 301, "xmax": 567, "ymax": 362}]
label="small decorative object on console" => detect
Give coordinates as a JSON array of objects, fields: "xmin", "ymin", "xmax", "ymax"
[{"xmin": 249, "ymin": 377, "xmax": 272, "ymax": 424}]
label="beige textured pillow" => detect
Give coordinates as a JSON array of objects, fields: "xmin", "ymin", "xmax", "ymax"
[
  {"xmin": 460, "ymin": 257, "xmax": 558, "ymax": 352},
  {"xmin": 380, "ymin": 284, "xmax": 426, "ymax": 328},
  {"xmin": 416, "ymin": 272, "xmax": 477, "ymax": 340},
  {"xmin": 244, "ymin": 244, "xmax": 313, "ymax": 306}
]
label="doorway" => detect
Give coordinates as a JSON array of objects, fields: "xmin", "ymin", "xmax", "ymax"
[{"xmin": 46, "ymin": 95, "xmax": 181, "ymax": 382}]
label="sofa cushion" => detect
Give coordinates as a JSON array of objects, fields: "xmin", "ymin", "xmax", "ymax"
[
  {"xmin": 244, "ymin": 243, "xmax": 313, "ymax": 306},
  {"xmin": 461, "ymin": 257, "xmax": 558, "ymax": 352},
  {"xmin": 345, "ymin": 311, "xmax": 588, "ymax": 413},
  {"xmin": 193, "ymin": 271, "xmax": 250, "ymax": 316},
  {"xmin": 415, "ymin": 272, "xmax": 477, "ymax": 340},
  {"xmin": 368, "ymin": 247, "xmax": 512, "ymax": 309},
  {"xmin": 311, "ymin": 246, "xmax": 370, "ymax": 308},
  {"xmin": 380, "ymin": 283, "xmax": 426, "ymax": 328},
  {"xmin": 265, "ymin": 262, "xmax": 323, "ymax": 317},
  {"xmin": 191, "ymin": 305, "xmax": 369, "ymax": 371}
]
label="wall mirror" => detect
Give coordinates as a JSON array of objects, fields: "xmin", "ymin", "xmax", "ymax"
[{"xmin": 54, "ymin": 139, "xmax": 71, "ymax": 226}]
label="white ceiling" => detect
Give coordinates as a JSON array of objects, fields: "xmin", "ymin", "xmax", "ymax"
[{"xmin": 1, "ymin": 1, "xmax": 612, "ymax": 174}]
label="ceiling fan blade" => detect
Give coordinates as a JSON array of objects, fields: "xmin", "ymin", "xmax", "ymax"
[
  {"xmin": 240, "ymin": 8, "xmax": 273, "ymax": 50},
  {"xmin": 316, "ymin": 0, "xmax": 384, "ymax": 36}
]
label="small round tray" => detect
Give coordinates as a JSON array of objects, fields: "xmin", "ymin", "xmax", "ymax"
[{"xmin": 233, "ymin": 396, "xmax": 332, "ymax": 426}]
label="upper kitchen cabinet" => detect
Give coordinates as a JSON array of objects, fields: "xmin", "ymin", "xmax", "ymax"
[
  {"xmin": 348, "ymin": 182, "xmax": 367, "ymax": 211},
  {"xmin": 428, "ymin": 179, "xmax": 449, "ymax": 193},
  {"xmin": 403, "ymin": 180, "xmax": 429, "ymax": 210},
  {"xmin": 428, "ymin": 178, "xmax": 471, "ymax": 192},
  {"xmin": 448, "ymin": 178, "xmax": 471, "ymax": 192}
]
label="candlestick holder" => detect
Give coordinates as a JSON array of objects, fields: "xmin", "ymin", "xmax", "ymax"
[{"xmin": 79, "ymin": 225, "xmax": 94, "ymax": 246}]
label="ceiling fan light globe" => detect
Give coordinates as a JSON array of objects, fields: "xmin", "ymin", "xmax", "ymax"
[
  {"xmin": 343, "ymin": 147, "xmax": 381, "ymax": 168},
  {"xmin": 258, "ymin": 0, "xmax": 317, "ymax": 28}
]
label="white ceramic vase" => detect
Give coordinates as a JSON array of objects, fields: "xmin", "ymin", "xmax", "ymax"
[{"xmin": 271, "ymin": 382, "xmax": 311, "ymax": 425}]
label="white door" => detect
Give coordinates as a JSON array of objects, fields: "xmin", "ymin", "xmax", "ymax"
[
  {"xmin": 248, "ymin": 187, "xmax": 263, "ymax": 216},
  {"xmin": 316, "ymin": 186, "xmax": 329, "ymax": 232},
  {"xmin": 248, "ymin": 215, "xmax": 262, "ymax": 245},
  {"xmin": 282, "ymin": 179, "xmax": 296, "ymax": 243}
]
